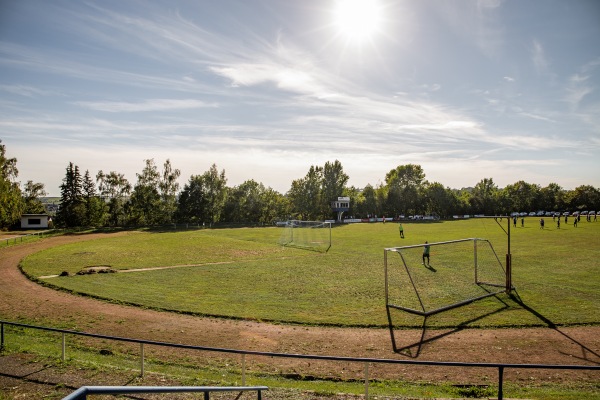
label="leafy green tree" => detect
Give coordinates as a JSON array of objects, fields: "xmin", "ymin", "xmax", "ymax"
[
  {"xmin": 470, "ymin": 178, "xmax": 499, "ymax": 215},
  {"xmin": 320, "ymin": 160, "xmax": 349, "ymax": 218},
  {"xmin": 502, "ymin": 181, "xmax": 541, "ymax": 212},
  {"xmin": 356, "ymin": 184, "xmax": 378, "ymax": 218},
  {"xmin": 22, "ymin": 180, "xmax": 47, "ymax": 214},
  {"xmin": 0, "ymin": 140, "xmax": 23, "ymax": 228},
  {"xmin": 343, "ymin": 185, "xmax": 364, "ymax": 219},
  {"xmin": 177, "ymin": 175, "xmax": 207, "ymax": 224},
  {"xmin": 223, "ymin": 180, "xmax": 286, "ymax": 224},
  {"xmin": 260, "ymin": 187, "xmax": 289, "ymax": 224},
  {"xmin": 568, "ymin": 185, "xmax": 600, "ymax": 211},
  {"xmin": 177, "ymin": 164, "xmax": 227, "ymax": 225},
  {"xmin": 385, "ymin": 164, "xmax": 426, "ymax": 216},
  {"xmin": 224, "ymin": 180, "xmax": 263, "ymax": 223},
  {"xmin": 423, "ymin": 182, "xmax": 458, "ymax": 218},
  {"xmin": 539, "ymin": 183, "xmax": 565, "ymax": 212},
  {"xmin": 158, "ymin": 159, "xmax": 180, "ymax": 224},
  {"xmin": 96, "ymin": 170, "xmax": 131, "ymax": 226},
  {"xmin": 57, "ymin": 162, "xmax": 86, "ymax": 227},
  {"xmin": 287, "ymin": 165, "xmax": 323, "ymax": 220},
  {"xmin": 128, "ymin": 159, "xmax": 161, "ymax": 225}
]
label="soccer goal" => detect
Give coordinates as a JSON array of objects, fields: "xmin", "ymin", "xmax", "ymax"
[
  {"xmin": 278, "ymin": 220, "xmax": 332, "ymax": 252},
  {"xmin": 384, "ymin": 238, "xmax": 507, "ymax": 317}
]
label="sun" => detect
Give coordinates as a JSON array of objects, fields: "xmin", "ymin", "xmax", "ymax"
[{"xmin": 333, "ymin": 0, "xmax": 383, "ymax": 43}]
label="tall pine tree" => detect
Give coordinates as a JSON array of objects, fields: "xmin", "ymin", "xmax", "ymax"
[{"xmin": 57, "ymin": 162, "xmax": 85, "ymax": 227}]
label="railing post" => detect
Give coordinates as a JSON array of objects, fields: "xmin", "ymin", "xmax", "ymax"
[
  {"xmin": 140, "ymin": 343, "xmax": 145, "ymax": 377},
  {"xmin": 241, "ymin": 353, "xmax": 246, "ymax": 385},
  {"xmin": 364, "ymin": 362, "xmax": 370, "ymax": 399},
  {"xmin": 62, "ymin": 333, "xmax": 66, "ymax": 362},
  {"xmin": 498, "ymin": 366, "xmax": 504, "ymax": 400},
  {"xmin": 1, "ymin": 322, "xmax": 4, "ymax": 350}
]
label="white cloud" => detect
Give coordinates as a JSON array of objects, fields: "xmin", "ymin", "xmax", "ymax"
[
  {"xmin": 75, "ymin": 99, "xmax": 217, "ymax": 112},
  {"xmin": 531, "ymin": 39, "xmax": 549, "ymax": 75}
]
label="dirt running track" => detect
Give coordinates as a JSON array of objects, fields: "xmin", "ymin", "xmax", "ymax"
[{"xmin": 1, "ymin": 234, "xmax": 599, "ymax": 391}]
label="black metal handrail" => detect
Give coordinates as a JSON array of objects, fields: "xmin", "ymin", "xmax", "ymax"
[{"xmin": 2, "ymin": 320, "xmax": 598, "ymax": 400}]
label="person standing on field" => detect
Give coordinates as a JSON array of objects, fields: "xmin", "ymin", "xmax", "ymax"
[
  {"xmin": 399, "ymin": 223, "xmax": 404, "ymax": 238},
  {"xmin": 521, "ymin": 217, "xmax": 524, "ymax": 227},
  {"xmin": 422, "ymin": 241, "xmax": 430, "ymax": 265}
]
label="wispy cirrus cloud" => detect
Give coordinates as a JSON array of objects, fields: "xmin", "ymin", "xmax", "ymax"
[
  {"xmin": 74, "ymin": 99, "xmax": 217, "ymax": 112},
  {"xmin": 531, "ymin": 39, "xmax": 549, "ymax": 75}
]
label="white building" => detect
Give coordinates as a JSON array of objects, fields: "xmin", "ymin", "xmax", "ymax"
[{"xmin": 21, "ymin": 214, "xmax": 51, "ymax": 229}]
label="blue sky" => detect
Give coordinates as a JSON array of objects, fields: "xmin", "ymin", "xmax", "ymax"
[{"xmin": 1, "ymin": 0, "xmax": 599, "ymax": 196}]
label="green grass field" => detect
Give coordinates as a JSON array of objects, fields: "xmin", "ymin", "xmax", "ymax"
[{"xmin": 21, "ymin": 218, "xmax": 600, "ymax": 328}]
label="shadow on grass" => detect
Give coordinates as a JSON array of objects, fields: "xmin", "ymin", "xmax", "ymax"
[
  {"xmin": 509, "ymin": 291, "xmax": 600, "ymax": 365},
  {"xmin": 387, "ymin": 300, "xmax": 510, "ymax": 358},
  {"xmin": 388, "ymin": 290, "xmax": 600, "ymax": 364}
]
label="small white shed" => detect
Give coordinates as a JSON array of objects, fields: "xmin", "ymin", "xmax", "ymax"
[{"xmin": 21, "ymin": 214, "xmax": 51, "ymax": 229}]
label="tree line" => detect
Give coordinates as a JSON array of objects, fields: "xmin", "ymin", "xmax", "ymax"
[{"xmin": 1, "ymin": 139, "xmax": 599, "ymax": 229}]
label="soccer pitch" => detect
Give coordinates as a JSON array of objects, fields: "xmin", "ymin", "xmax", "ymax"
[{"xmin": 22, "ymin": 218, "xmax": 600, "ymax": 328}]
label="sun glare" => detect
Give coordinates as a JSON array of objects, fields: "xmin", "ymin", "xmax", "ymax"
[{"xmin": 333, "ymin": 0, "xmax": 383, "ymax": 43}]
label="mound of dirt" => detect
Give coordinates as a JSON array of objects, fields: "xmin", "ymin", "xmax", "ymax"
[{"xmin": 76, "ymin": 265, "xmax": 116, "ymax": 275}]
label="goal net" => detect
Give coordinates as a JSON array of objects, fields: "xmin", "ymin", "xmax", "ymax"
[
  {"xmin": 384, "ymin": 238, "xmax": 507, "ymax": 317},
  {"xmin": 278, "ymin": 220, "xmax": 332, "ymax": 252}
]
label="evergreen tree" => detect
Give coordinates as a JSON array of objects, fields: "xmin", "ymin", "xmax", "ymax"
[
  {"xmin": 82, "ymin": 170, "xmax": 105, "ymax": 226},
  {"xmin": 57, "ymin": 162, "xmax": 85, "ymax": 227}
]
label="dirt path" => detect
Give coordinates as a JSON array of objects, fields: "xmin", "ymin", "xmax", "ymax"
[{"xmin": 1, "ymin": 233, "xmax": 599, "ymax": 387}]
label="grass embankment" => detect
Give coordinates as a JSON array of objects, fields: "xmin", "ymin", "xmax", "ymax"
[{"xmin": 20, "ymin": 219, "xmax": 600, "ymax": 328}]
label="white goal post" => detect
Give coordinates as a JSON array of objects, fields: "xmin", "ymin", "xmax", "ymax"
[
  {"xmin": 278, "ymin": 220, "xmax": 332, "ymax": 252},
  {"xmin": 384, "ymin": 238, "xmax": 507, "ymax": 317}
]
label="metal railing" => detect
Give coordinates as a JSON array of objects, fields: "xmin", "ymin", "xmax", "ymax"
[
  {"xmin": 62, "ymin": 385, "xmax": 268, "ymax": 400},
  {"xmin": 0, "ymin": 230, "xmax": 51, "ymax": 247},
  {"xmin": 1, "ymin": 320, "xmax": 598, "ymax": 400}
]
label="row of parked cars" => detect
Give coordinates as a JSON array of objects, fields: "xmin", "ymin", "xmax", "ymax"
[{"xmin": 511, "ymin": 211, "xmax": 597, "ymax": 217}]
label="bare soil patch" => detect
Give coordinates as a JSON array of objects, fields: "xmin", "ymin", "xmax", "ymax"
[{"xmin": 1, "ymin": 233, "xmax": 599, "ymax": 397}]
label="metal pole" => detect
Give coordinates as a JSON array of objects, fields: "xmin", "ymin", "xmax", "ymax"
[
  {"xmin": 242, "ymin": 354, "xmax": 246, "ymax": 385},
  {"xmin": 474, "ymin": 239, "xmax": 478, "ymax": 284},
  {"xmin": 384, "ymin": 250, "xmax": 389, "ymax": 305},
  {"xmin": 498, "ymin": 366, "xmax": 504, "ymax": 399},
  {"xmin": 140, "ymin": 343, "xmax": 145, "ymax": 377},
  {"xmin": 364, "ymin": 362, "xmax": 369, "ymax": 399},
  {"xmin": 1, "ymin": 322, "xmax": 4, "ymax": 350},
  {"xmin": 506, "ymin": 218, "xmax": 512, "ymax": 293},
  {"xmin": 62, "ymin": 333, "xmax": 66, "ymax": 362}
]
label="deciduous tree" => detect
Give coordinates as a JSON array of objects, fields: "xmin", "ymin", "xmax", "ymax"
[{"xmin": 0, "ymin": 140, "xmax": 23, "ymax": 228}]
